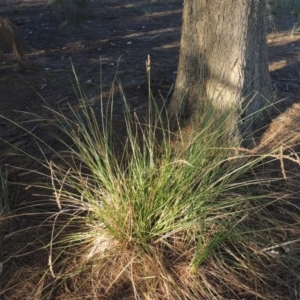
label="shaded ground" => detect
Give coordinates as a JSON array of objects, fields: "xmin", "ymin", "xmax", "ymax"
[
  {"xmin": 0, "ymin": 0, "xmax": 181, "ymax": 183},
  {"xmin": 1, "ymin": 1, "xmax": 300, "ymax": 299}
]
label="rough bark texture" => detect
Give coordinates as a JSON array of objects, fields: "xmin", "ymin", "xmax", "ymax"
[{"xmin": 170, "ymin": 0, "xmax": 273, "ymax": 145}]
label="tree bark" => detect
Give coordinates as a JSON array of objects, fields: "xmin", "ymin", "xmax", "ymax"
[{"xmin": 169, "ymin": 0, "xmax": 273, "ymax": 146}]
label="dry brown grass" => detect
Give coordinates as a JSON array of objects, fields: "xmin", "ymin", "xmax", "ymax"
[{"xmin": 0, "ymin": 17, "xmax": 30, "ymax": 70}]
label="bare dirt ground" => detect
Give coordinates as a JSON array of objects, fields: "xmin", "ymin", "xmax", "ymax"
[
  {"xmin": 0, "ymin": 0, "xmax": 181, "ymax": 189},
  {"xmin": 1, "ymin": 1, "xmax": 300, "ymax": 299}
]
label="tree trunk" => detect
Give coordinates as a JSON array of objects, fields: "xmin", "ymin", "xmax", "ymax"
[{"xmin": 169, "ymin": 0, "xmax": 273, "ymax": 146}]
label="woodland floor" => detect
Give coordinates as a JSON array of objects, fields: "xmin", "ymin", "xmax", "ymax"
[{"xmin": 1, "ymin": 1, "xmax": 300, "ymax": 299}]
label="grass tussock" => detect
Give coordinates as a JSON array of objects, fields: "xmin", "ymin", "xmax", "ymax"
[
  {"xmin": 267, "ymin": 0, "xmax": 300, "ymax": 33},
  {"xmin": 0, "ymin": 18, "xmax": 29, "ymax": 70},
  {"xmin": 47, "ymin": 0, "xmax": 90, "ymax": 26},
  {"xmin": 1, "ymin": 70, "xmax": 300, "ymax": 299},
  {"xmin": 0, "ymin": 167, "xmax": 9, "ymax": 218}
]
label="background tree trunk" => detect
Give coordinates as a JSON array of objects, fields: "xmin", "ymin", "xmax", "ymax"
[{"xmin": 169, "ymin": 0, "xmax": 273, "ymax": 146}]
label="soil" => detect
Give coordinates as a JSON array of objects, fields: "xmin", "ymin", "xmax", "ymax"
[{"xmin": 1, "ymin": 1, "xmax": 300, "ymax": 299}]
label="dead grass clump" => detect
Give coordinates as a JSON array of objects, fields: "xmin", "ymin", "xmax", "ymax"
[{"xmin": 0, "ymin": 18, "xmax": 29, "ymax": 70}]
